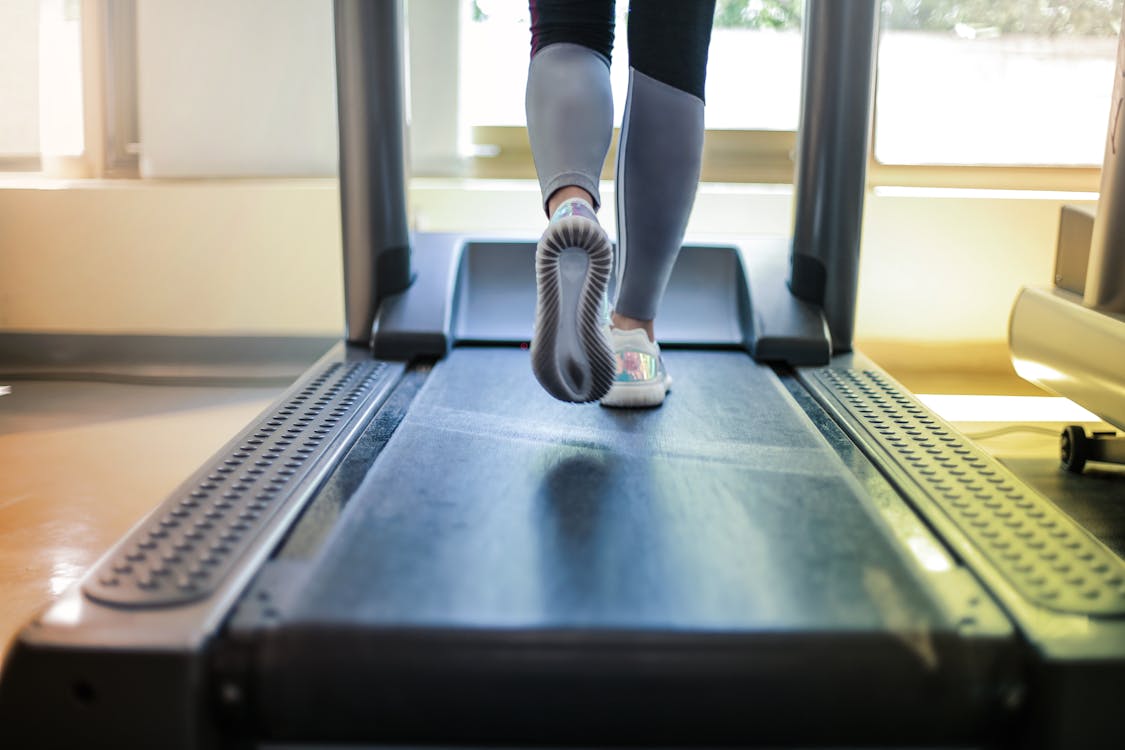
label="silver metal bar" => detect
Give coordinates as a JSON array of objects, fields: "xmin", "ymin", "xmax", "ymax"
[
  {"xmin": 1010, "ymin": 286, "xmax": 1125, "ymax": 431},
  {"xmin": 1085, "ymin": 4, "xmax": 1125, "ymax": 314},
  {"xmin": 1090, "ymin": 432, "xmax": 1125, "ymax": 464},
  {"xmin": 788, "ymin": 0, "xmax": 880, "ymax": 353},
  {"xmin": 334, "ymin": 0, "xmax": 412, "ymax": 345}
]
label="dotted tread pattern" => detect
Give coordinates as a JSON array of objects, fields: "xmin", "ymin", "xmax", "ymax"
[
  {"xmin": 531, "ymin": 216, "xmax": 616, "ymax": 403},
  {"xmin": 813, "ymin": 367, "xmax": 1125, "ymax": 617},
  {"xmin": 84, "ymin": 361, "xmax": 388, "ymax": 608}
]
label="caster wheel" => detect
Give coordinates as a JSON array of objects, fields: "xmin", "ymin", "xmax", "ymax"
[{"xmin": 1060, "ymin": 425, "xmax": 1088, "ymax": 474}]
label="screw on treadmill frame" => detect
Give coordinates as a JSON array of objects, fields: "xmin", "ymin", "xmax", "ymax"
[{"xmin": 220, "ymin": 681, "xmax": 243, "ymax": 705}]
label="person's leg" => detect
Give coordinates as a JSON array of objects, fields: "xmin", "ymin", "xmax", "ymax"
[
  {"xmin": 612, "ymin": 0, "xmax": 716, "ymax": 339},
  {"xmin": 525, "ymin": 0, "xmax": 618, "ymax": 403},
  {"xmin": 526, "ymin": 1, "xmax": 616, "ymax": 215},
  {"xmin": 600, "ymin": 0, "xmax": 714, "ymax": 408}
]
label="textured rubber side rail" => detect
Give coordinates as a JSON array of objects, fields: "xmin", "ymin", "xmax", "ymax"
[
  {"xmin": 806, "ymin": 367, "xmax": 1125, "ymax": 616},
  {"xmin": 83, "ymin": 360, "xmax": 389, "ymax": 608}
]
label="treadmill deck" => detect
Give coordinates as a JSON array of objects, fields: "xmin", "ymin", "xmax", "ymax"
[
  {"xmin": 228, "ymin": 348, "xmax": 1015, "ymax": 745},
  {"xmin": 289, "ymin": 348, "xmax": 944, "ymax": 632}
]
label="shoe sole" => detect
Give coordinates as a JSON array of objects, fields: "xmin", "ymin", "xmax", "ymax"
[
  {"xmin": 531, "ymin": 217, "xmax": 615, "ymax": 403},
  {"xmin": 600, "ymin": 376, "xmax": 671, "ymax": 408}
]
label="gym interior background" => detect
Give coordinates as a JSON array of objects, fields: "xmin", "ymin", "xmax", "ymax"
[
  {"xmin": 0, "ymin": 0, "xmax": 1114, "ymax": 379},
  {"xmin": 1, "ymin": 1, "xmax": 1123, "ymax": 735}
]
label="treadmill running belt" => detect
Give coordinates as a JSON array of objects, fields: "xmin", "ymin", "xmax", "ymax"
[
  {"xmin": 245, "ymin": 349, "xmax": 1011, "ymax": 745},
  {"xmin": 291, "ymin": 348, "xmax": 939, "ymax": 629}
]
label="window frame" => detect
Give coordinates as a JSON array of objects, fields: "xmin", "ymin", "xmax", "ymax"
[
  {"xmin": 0, "ymin": 156, "xmax": 41, "ymax": 171},
  {"xmin": 452, "ymin": 2, "xmax": 1105, "ymax": 194},
  {"xmin": 0, "ymin": 0, "xmax": 139, "ymax": 177},
  {"xmin": 459, "ymin": 125, "xmax": 1101, "ymax": 192},
  {"xmin": 98, "ymin": 0, "xmax": 139, "ymax": 177},
  {"xmin": 6, "ymin": 0, "xmax": 1107, "ymax": 193}
]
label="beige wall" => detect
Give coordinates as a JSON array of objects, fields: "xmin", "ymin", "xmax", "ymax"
[
  {"xmin": 0, "ymin": 179, "xmax": 1095, "ymax": 354},
  {"xmin": 0, "ymin": 179, "xmax": 344, "ymax": 335}
]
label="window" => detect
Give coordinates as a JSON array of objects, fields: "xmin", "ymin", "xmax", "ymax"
[
  {"xmin": 876, "ymin": 0, "xmax": 1122, "ymax": 167},
  {"xmin": 708, "ymin": 0, "xmax": 804, "ymax": 132},
  {"xmin": 6, "ymin": 0, "xmax": 1116, "ymax": 186},
  {"xmin": 462, "ymin": 0, "xmax": 803, "ymax": 130},
  {"xmin": 457, "ymin": 0, "xmax": 804, "ymax": 183},
  {"xmin": 0, "ymin": 0, "xmax": 140, "ymax": 176},
  {"xmin": 455, "ymin": 0, "xmax": 1114, "ymax": 189},
  {"xmin": 135, "ymin": 0, "xmax": 333, "ymax": 178},
  {"xmin": 38, "ymin": 0, "xmax": 86, "ymax": 162},
  {"xmin": 0, "ymin": 0, "xmax": 50, "ymax": 169}
]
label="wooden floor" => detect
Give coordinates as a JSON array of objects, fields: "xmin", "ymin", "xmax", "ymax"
[{"xmin": 0, "ymin": 381, "xmax": 280, "ymax": 661}]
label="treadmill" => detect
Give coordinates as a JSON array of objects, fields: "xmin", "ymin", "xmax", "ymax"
[{"xmin": 2, "ymin": 1, "xmax": 1123, "ymax": 747}]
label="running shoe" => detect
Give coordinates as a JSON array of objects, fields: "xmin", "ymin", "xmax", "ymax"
[
  {"xmin": 530, "ymin": 199, "xmax": 616, "ymax": 403},
  {"xmin": 600, "ymin": 327, "xmax": 672, "ymax": 408}
]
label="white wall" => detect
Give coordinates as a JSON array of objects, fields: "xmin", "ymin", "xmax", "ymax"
[
  {"xmin": 0, "ymin": 178, "xmax": 1094, "ymax": 349},
  {"xmin": 857, "ymin": 190, "xmax": 1086, "ymax": 342},
  {"xmin": 133, "ymin": 0, "xmax": 465, "ymax": 178},
  {"xmin": 136, "ymin": 0, "xmax": 338, "ymax": 177}
]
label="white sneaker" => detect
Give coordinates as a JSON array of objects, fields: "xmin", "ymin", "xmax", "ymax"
[
  {"xmin": 600, "ymin": 327, "xmax": 672, "ymax": 408},
  {"xmin": 530, "ymin": 199, "xmax": 616, "ymax": 403}
]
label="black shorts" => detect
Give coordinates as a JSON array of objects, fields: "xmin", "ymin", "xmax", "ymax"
[{"xmin": 528, "ymin": 0, "xmax": 716, "ymax": 100}]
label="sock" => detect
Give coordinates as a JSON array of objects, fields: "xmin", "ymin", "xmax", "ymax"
[{"xmin": 550, "ymin": 197, "xmax": 598, "ymax": 223}]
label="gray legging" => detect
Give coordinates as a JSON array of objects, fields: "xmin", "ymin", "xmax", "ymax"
[{"xmin": 525, "ymin": 0, "xmax": 716, "ymax": 322}]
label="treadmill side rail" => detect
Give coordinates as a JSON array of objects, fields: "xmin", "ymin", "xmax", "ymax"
[
  {"xmin": 800, "ymin": 357, "xmax": 1125, "ymax": 748},
  {"xmin": 801, "ymin": 361, "xmax": 1125, "ymax": 623},
  {"xmin": 0, "ymin": 344, "xmax": 404, "ymax": 749},
  {"xmin": 83, "ymin": 358, "xmax": 394, "ymax": 608}
]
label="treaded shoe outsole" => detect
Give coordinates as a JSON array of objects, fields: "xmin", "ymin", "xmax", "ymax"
[{"xmin": 531, "ymin": 217, "xmax": 615, "ymax": 403}]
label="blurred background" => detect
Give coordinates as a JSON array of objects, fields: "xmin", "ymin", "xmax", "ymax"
[{"xmin": 0, "ymin": 0, "xmax": 1118, "ymax": 379}]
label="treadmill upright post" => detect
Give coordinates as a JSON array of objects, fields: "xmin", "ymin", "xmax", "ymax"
[
  {"xmin": 334, "ymin": 0, "xmax": 412, "ymax": 345},
  {"xmin": 788, "ymin": 0, "xmax": 879, "ymax": 353},
  {"xmin": 1085, "ymin": 2, "xmax": 1125, "ymax": 314}
]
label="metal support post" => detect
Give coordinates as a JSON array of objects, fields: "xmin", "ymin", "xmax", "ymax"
[
  {"xmin": 788, "ymin": 0, "xmax": 880, "ymax": 353},
  {"xmin": 334, "ymin": 0, "xmax": 412, "ymax": 345},
  {"xmin": 1085, "ymin": 4, "xmax": 1125, "ymax": 314}
]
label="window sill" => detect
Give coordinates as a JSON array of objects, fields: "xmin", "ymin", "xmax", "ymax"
[{"xmin": 464, "ymin": 126, "xmax": 1102, "ymax": 193}]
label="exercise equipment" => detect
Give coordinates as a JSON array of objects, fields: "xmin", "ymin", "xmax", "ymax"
[{"xmin": 3, "ymin": 1, "xmax": 1123, "ymax": 748}]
